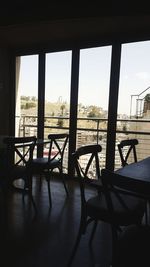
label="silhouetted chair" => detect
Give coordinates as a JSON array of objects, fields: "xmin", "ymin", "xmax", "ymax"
[
  {"xmin": 67, "ymin": 149, "xmax": 146, "ymax": 267},
  {"xmin": 118, "ymin": 139, "xmax": 138, "ymax": 167},
  {"xmin": 101, "ymin": 169, "xmax": 146, "ymax": 264},
  {"xmin": 3, "ymin": 135, "xmax": 37, "ymax": 212},
  {"xmin": 118, "ymin": 138, "xmax": 149, "ymax": 223},
  {"xmin": 31, "ymin": 133, "xmax": 69, "ymax": 207}
]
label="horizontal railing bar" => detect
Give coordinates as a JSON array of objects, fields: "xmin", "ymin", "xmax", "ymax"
[
  {"xmin": 21, "ymin": 123, "xmax": 150, "ymax": 136},
  {"xmin": 16, "ymin": 115, "xmax": 150, "ymax": 123},
  {"xmin": 116, "ymin": 130, "xmax": 150, "ymax": 135},
  {"xmin": 17, "ymin": 114, "xmax": 150, "ymax": 172}
]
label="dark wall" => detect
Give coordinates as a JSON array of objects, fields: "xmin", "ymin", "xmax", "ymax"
[{"xmin": 0, "ymin": 48, "xmax": 13, "ymax": 135}]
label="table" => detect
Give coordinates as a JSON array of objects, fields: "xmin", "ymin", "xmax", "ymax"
[{"xmin": 116, "ymin": 157, "xmax": 150, "ymax": 197}]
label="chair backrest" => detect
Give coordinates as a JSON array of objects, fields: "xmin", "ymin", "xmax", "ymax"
[
  {"xmin": 118, "ymin": 139, "xmax": 138, "ymax": 167},
  {"xmin": 73, "ymin": 144, "xmax": 102, "ymax": 180},
  {"xmin": 72, "ymin": 144, "xmax": 102, "ymax": 203},
  {"xmin": 47, "ymin": 133, "xmax": 69, "ymax": 167},
  {"xmin": 3, "ymin": 136, "xmax": 37, "ymax": 169}
]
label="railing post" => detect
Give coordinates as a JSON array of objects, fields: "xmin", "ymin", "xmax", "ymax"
[
  {"xmin": 23, "ymin": 116, "xmax": 25, "ymax": 137},
  {"xmin": 97, "ymin": 119, "xmax": 99, "ymax": 144}
]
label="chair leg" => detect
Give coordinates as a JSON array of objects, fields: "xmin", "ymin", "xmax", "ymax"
[
  {"xmin": 47, "ymin": 180, "xmax": 52, "ymax": 208},
  {"xmin": 24, "ymin": 176, "xmax": 37, "ymax": 215},
  {"xmin": 29, "ymin": 191, "xmax": 37, "ymax": 214},
  {"xmin": 60, "ymin": 171, "xmax": 69, "ymax": 196},
  {"xmin": 89, "ymin": 220, "xmax": 98, "ymax": 245},
  {"xmin": 22, "ymin": 185, "xmax": 37, "ymax": 215},
  {"xmin": 67, "ymin": 218, "xmax": 85, "ymax": 267},
  {"xmin": 28, "ymin": 178, "xmax": 37, "ymax": 215},
  {"xmin": 62, "ymin": 177, "xmax": 69, "ymax": 196}
]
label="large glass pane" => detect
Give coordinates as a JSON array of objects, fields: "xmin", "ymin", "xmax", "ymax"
[
  {"xmin": 116, "ymin": 41, "xmax": 150, "ymax": 169},
  {"xmin": 45, "ymin": 51, "xmax": 72, "ymax": 171},
  {"xmin": 16, "ymin": 55, "xmax": 38, "ymax": 138},
  {"xmin": 77, "ymin": 46, "xmax": 112, "ymax": 171}
]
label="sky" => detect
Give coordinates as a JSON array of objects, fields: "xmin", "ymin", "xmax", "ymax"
[{"xmin": 18, "ymin": 40, "xmax": 150, "ymax": 116}]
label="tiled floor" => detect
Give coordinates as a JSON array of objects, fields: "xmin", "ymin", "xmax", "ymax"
[{"xmin": 0, "ymin": 175, "xmax": 112, "ymax": 267}]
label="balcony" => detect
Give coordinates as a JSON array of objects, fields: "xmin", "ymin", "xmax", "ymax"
[{"xmin": 16, "ymin": 115, "xmax": 150, "ymax": 175}]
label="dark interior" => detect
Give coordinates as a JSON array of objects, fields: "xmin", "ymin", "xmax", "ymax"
[{"xmin": 0, "ymin": 4, "xmax": 150, "ymax": 267}]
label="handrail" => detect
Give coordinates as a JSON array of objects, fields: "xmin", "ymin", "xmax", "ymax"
[{"xmin": 16, "ymin": 115, "xmax": 150, "ymax": 136}]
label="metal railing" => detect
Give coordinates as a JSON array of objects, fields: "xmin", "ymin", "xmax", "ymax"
[{"xmin": 16, "ymin": 115, "xmax": 150, "ymax": 172}]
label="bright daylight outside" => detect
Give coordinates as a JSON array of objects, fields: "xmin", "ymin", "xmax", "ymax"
[{"xmin": 15, "ymin": 41, "xmax": 150, "ymax": 174}]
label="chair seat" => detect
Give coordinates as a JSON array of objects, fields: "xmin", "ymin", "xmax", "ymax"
[
  {"xmin": 88, "ymin": 178, "xmax": 103, "ymax": 190},
  {"xmin": 31, "ymin": 133, "xmax": 69, "ymax": 208},
  {"xmin": 87, "ymin": 192, "xmax": 146, "ymax": 225},
  {"xmin": 32, "ymin": 157, "xmax": 61, "ymax": 171}
]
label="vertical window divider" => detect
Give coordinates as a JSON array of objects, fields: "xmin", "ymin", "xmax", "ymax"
[
  {"xmin": 37, "ymin": 52, "xmax": 45, "ymax": 157},
  {"xmin": 68, "ymin": 49, "xmax": 80, "ymax": 177},
  {"xmin": 106, "ymin": 43, "xmax": 122, "ymax": 171},
  {"xmin": 11, "ymin": 53, "xmax": 16, "ymax": 136}
]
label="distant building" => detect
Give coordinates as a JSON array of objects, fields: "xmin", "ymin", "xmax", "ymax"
[
  {"xmin": 143, "ymin": 94, "xmax": 150, "ymax": 116},
  {"xmin": 130, "ymin": 93, "xmax": 150, "ymax": 161}
]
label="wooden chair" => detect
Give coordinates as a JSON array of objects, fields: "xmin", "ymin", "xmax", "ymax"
[
  {"xmin": 117, "ymin": 139, "xmax": 138, "ymax": 167},
  {"xmin": 66, "ymin": 144, "xmax": 105, "ymax": 266},
  {"xmin": 3, "ymin": 135, "xmax": 37, "ymax": 212},
  {"xmin": 101, "ymin": 168, "xmax": 146, "ymax": 264},
  {"xmin": 66, "ymin": 146, "xmax": 146, "ymax": 267},
  {"xmin": 31, "ymin": 133, "xmax": 69, "ymax": 207},
  {"xmin": 118, "ymin": 138, "xmax": 149, "ymax": 223}
]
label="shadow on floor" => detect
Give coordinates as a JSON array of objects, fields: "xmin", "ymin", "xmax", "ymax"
[{"xmin": 0, "ymin": 175, "xmax": 112, "ymax": 267}]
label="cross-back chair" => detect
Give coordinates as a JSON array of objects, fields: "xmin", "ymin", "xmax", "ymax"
[
  {"xmin": 67, "ymin": 144, "xmax": 103, "ymax": 266},
  {"xmin": 32, "ymin": 133, "xmax": 69, "ymax": 207},
  {"xmin": 118, "ymin": 139, "xmax": 138, "ymax": 167},
  {"xmin": 117, "ymin": 138, "xmax": 149, "ymax": 223},
  {"xmin": 3, "ymin": 135, "xmax": 37, "ymax": 211},
  {"xmin": 67, "ymin": 146, "xmax": 146, "ymax": 267},
  {"xmin": 101, "ymin": 168, "xmax": 146, "ymax": 265}
]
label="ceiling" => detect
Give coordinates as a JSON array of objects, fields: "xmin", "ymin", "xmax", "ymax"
[
  {"xmin": 1, "ymin": 2, "xmax": 150, "ymax": 26},
  {"xmin": 1, "ymin": 2, "xmax": 150, "ymax": 50}
]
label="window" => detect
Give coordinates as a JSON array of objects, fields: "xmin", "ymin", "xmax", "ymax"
[
  {"xmin": 77, "ymin": 46, "xmax": 112, "ymax": 168},
  {"xmin": 15, "ymin": 55, "xmax": 38, "ymax": 137},
  {"xmin": 115, "ymin": 40, "xmax": 150, "ymax": 168}
]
